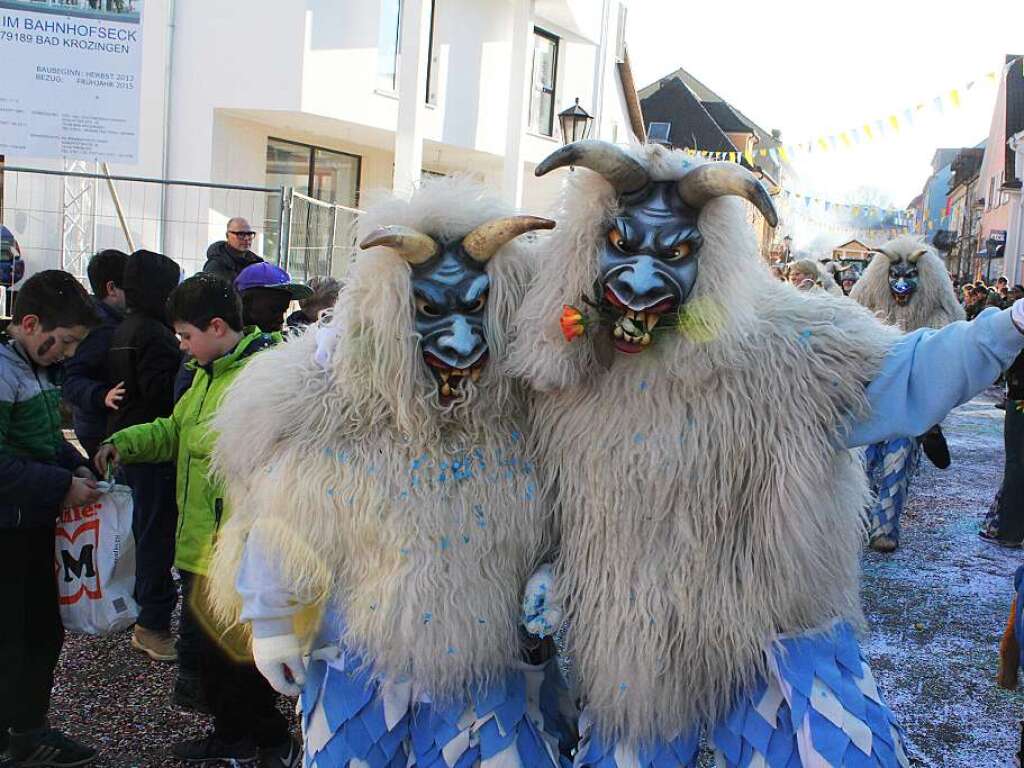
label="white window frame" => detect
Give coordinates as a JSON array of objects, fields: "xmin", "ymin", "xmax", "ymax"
[{"xmin": 528, "ymin": 27, "xmax": 559, "ymax": 137}]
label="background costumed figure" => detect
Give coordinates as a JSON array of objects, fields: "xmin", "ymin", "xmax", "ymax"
[
  {"xmin": 205, "ymin": 178, "xmax": 575, "ymax": 767},
  {"xmin": 850, "ymin": 238, "xmax": 965, "ymax": 552},
  {"xmin": 508, "ymin": 140, "xmax": 1024, "ymax": 767}
]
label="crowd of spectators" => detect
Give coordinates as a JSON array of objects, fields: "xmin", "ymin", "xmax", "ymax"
[{"xmin": 1, "ymin": 219, "xmax": 335, "ymax": 767}]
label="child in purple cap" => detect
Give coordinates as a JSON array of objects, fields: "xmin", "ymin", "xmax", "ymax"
[{"xmin": 233, "ymin": 263, "xmax": 313, "ymax": 334}]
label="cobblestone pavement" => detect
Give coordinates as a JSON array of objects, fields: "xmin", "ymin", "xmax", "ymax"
[{"xmin": 29, "ymin": 393, "xmax": 1024, "ymax": 767}]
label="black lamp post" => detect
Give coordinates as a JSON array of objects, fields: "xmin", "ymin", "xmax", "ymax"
[{"xmin": 558, "ymin": 98, "xmax": 594, "ymax": 145}]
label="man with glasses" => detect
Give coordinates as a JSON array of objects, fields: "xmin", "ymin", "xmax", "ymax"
[{"xmin": 203, "ymin": 217, "xmax": 264, "ymax": 285}]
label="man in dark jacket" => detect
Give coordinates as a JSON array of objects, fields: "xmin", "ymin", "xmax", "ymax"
[
  {"xmin": 62, "ymin": 249, "xmax": 128, "ymax": 459},
  {"xmin": 202, "ymin": 217, "xmax": 264, "ymax": 284},
  {"xmin": 107, "ymin": 250, "xmax": 182, "ymax": 664},
  {"xmin": 982, "ymin": 350, "xmax": 1024, "ymax": 546}
]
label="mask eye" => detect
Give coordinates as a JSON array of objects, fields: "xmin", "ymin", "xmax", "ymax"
[
  {"xmin": 666, "ymin": 241, "xmax": 692, "ymax": 261},
  {"xmin": 607, "ymin": 228, "xmax": 628, "ymax": 252},
  {"xmin": 415, "ymin": 296, "xmax": 442, "ymax": 318},
  {"xmin": 468, "ymin": 293, "xmax": 487, "ymax": 313}
]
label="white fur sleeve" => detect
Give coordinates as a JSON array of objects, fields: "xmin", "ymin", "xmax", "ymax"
[{"xmin": 237, "ymin": 529, "xmax": 303, "ymax": 639}]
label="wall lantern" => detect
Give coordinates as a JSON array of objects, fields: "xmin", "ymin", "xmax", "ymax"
[{"xmin": 558, "ymin": 98, "xmax": 594, "ymax": 145}]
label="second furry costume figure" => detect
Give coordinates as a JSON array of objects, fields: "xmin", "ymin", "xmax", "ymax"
[
  {"xmin": 205, "ymin": 179, "xmax": 575, "ymax": 767},
  {"xmin": 510, "ymin": 140, "xmax": 1024, "ymax": 767},
  {"xmin": 850, "ymin": 239, "xmax": 965, "ymax": 551}
]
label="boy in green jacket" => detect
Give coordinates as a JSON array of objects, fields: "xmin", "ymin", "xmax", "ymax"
[{"xmin": 95, "ymin": 274, "xmax": 298, "ymax": 767}]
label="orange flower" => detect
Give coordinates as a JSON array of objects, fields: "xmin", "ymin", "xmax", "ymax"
[{"xmin": 560, "ymin": 304, "xmax": 586, "ymax": 342}]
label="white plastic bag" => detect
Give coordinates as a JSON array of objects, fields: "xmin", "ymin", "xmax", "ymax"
[{"xmin": 54, "ymin": 482, "xmax": 139, "ymax": 635}]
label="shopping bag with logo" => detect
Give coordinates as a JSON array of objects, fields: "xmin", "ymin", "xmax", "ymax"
[{"xmin": 54, "ymin": 482, "xmax": 139, "ymax": 635}]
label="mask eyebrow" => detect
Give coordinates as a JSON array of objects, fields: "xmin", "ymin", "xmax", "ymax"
[
  {"xmin": 654, "ymin": 225, "xmax": 702, "ymax": 251},
  {"xmin": 413, "ymin": 282, "xmax": 447, "ymax": 306},
  {"xmin": 612, "ymin": 217, "xmax": 639, "ymax": 247},
  {"xmin": 464, "ymin": 275, "xmax": 490, "ymax": 302}
]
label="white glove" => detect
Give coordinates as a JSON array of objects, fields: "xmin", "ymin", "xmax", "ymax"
[
  {"xmin": 1012, "ymin": 299, "xmax": 1024, "ymax": 335},
  {"xmin": 252, "ymin": 634, "xmax": 307, "ymax": 696},
  {"xmin": 521, "ymin": 564, "xmax": 563, "ymax": 638}
]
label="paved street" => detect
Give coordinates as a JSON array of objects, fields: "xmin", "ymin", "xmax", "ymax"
[
  {"xmin": 861, "ymin": 391, "xmax": 1024, "ymax": 767},
  {"xmin": 33, "ymin": 393, "xmax": 1024, "ymax": 767}
]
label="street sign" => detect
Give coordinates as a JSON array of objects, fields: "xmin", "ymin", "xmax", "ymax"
[{"xmin": 0, "ymin": 0, "xmax": 145, "ymax": 163}]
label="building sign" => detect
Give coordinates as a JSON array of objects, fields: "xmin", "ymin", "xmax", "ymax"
[
  {"xmin": 0, "ymin": 0, "xmax": 144, "ymax": 162},
  {"xmin": 990, "ymin": 230, "xmax": 1007, "ymax": 244}
]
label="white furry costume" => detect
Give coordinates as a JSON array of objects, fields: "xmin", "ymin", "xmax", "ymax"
[
  {"xmin": 509, "ymin": 145, "xmax": 912, "ymax": 766},
  {"xmin": 850, "ymin": 239, "xmax": 966, "ymax": 549},
  {"xmin": 849, "ymin": 238, "xmax": 964, "ymax": 332},
  {"xmin": 207, "ymin": 179, "xmax": 573, "ymax": 767}
]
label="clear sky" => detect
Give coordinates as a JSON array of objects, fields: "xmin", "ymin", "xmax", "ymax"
[{"xmin": 626, "ymin": 0, "xmax": 1023, "ymax": 211}]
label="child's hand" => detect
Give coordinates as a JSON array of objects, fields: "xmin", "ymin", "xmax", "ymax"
[
  {"xmin": 104, "ymin": 381, "xmax": 126, "ymax": 410},
  {"xmin": 93, "ymin": 444, "xmax": 120, "ymax": 477},
  {"xmin": 73, "ymin": 466, "xmax": 97, "ymax": 482},
  {"xmin": 63, "ymin": 476, "xmax": 101, "ymax": 509}
]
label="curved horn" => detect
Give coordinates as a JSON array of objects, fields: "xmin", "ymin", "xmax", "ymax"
[
  {"xmin": 462, "ymin": 216, "xmax": 556, "ymax": 263},
  {"xmin": 676, "ymin": 163, "xmax": 779, "ymax": 227},
  {"xmin": 534, "ymin": 139, "xmax": 649, "ymax": 195},
  {"xmin": 359, "ymin": 225, "xmax": 439, "ymax": 265},
  {"xmin": 874, "ymin": 245, "xmax": 898, "ymax": 263}
]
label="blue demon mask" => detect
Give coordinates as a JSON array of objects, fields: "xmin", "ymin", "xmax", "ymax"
[
  {"xmin": 360, "ymin": 216, "xmax": 554, "ymax": 401},
  {"xmin": 536, "ymin": 140, "xmax": 778, "ymax": 354},
  {"xmin": 887, "ymin": 261, "xmax": 919, "ymax": 306}
]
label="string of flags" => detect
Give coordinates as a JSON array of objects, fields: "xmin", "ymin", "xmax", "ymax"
[
  {"xmin": 777, "ymin": 191, "xmax": 953, "ymax": 237},
  {"xmin": 776, "ymin": 197, "xmax": 912, "ymax": 239},
  {"xmin": 679, "ymin": 70, "xmax": 999, "ymax": 165},
  {"xmin": 778, "ymin": 189, "xmax": 913, "ymax": 224}
]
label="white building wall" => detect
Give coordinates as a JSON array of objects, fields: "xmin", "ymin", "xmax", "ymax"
[{"xmin": 3, "ymin": 0, "xmax": 634, "ymax": 277}]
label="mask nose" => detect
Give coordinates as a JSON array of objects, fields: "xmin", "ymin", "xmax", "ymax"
[
  {"xmin": 437, "ymin": 315, "xmax": 481, "ymax": 359},
  {"xmin": 612, "ymin": 256, "xmax": 667, "ymax": 306}
]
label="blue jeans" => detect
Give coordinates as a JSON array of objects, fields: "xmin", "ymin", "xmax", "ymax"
[{"xmin": 125, "ymin": 462, "xmax": 178, "ymax": 631}]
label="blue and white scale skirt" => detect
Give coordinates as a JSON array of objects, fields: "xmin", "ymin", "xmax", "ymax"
[
  {"xmin": 864, "ymin": 437, "xmax": 921, "ymax": 546},
  {"xmin": 574, "ymin": 621, "xmax": 909, "ymax": 768},
  {"xmin": 300, "ymin": 645, "xmax": 576, "ymax": 768}
]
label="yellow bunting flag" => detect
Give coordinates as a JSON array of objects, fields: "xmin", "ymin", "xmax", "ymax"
[
  {"xmin": 949, "ymin": 89, "xmax": 961, "ymax": 108},
  {"xmin": 817, "ymin": 137, "xmax": 829, "ymax": 152},
  {"xmin": 887, "ymin": 115, "xmax": 899, "ymax": 132},
  {"xmin": 779, "ymin": 146, "xmax": 790, "ymax": 163},
  {"xmin": 840, "ymin": 132, "xmax": 852, "ymax": 148},
  {"xmin": 863, "ymin": 124, "xmax": 874, "ymax": 141}
]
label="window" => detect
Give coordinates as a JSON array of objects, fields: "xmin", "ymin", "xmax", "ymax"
[
  {"xmin": 263, "ymin": 138, "xmax": 362, "ymax": 258},
  {"xmin": 529, "ymin": 29, "xmax": 559, "ymax": 137},
  {"xmin": 647, "ymin": 122, "xmax": 671, "ymax": 144},
  {"xmin": 425, "ymin": 0, "xmax": 439, "ymax": 104},
  {"xmin": 378, "ymin": 0, "xmax": 402, "ymax": 92},
  {"xmin": 379, "ymin": 0, "xmax": 438, "ymax": 102},
  {"xmin": 989, "ymin": 176, "xmax": 996, "ymax": 210}
]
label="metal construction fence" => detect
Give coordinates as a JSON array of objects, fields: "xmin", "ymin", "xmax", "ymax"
[
  {"xmin": 281, "ymin": 190, "xmax": 363, "ymax": 283},
  {"xmin": 0, "ymin": 163, "xmax": 363, "ymax": 285}
]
